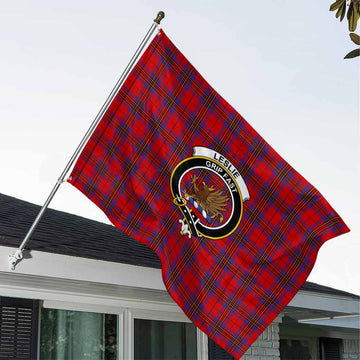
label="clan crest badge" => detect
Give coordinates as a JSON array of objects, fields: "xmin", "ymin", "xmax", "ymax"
[{"xmin": 170, "ymin": 146, "xmax": 250, "ymax": 240}]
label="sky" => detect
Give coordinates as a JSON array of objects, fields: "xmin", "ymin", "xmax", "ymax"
[{"xmin": 0, "ymin": 1, "xmax": 359, "ymax": 295}]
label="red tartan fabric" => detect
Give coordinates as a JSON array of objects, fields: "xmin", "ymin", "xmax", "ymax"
[{"xmin": 68, "ymin": 30, "xmax": 349, "ymax": 359}]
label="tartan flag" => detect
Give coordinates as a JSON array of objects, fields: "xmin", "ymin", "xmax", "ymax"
[{"xmin": 68, "ymin": 30, "xmax": 349, "ymax": 358}]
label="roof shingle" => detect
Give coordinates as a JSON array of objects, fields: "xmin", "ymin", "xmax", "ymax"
[{"xmin": 0, "ymin": 193, "xmax": 161, "ymax": 268}]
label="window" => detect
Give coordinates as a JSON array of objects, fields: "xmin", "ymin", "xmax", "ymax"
[
  {"xmin": 39, "ymin": 308, "xmax": 118, "ymax": 360},
  {"xmin": 39, "ymin": 307, "xmax": 202, "ymax": 360},
  {"xmin": 134, "ymin": 318, "xmax": 197, "ymax": 360},
  {"xmin": 208, "ymin": 338, "xmax": 235, "ymax": 360},
  {"xmin": 319, "ymin": 338, "xmax": 342, "ymax": 360},
  {"xmin": 280, "ymin": 339, "xmax": 315, "ymax": 360}
]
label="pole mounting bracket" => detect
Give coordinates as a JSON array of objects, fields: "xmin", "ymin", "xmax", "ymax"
[{"xmin": 8, "ymin": 249, "xmax": 24, "ymax": 270}]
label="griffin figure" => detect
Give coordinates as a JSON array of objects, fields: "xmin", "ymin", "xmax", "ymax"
[{"xmin": 185, "ymin": 175, "xmax": 229, "ymax": 223}]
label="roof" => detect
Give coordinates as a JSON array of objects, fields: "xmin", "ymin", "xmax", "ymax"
[
  {"xmin": 300, "ymin": 281, "xmax": 359, "ymax": 300},
  {"xmin": 0, "ymin": 193, "xmax": 358, "ymax": 299},
  {"xmin": 0, "ymin": 193, "xmax": 160, "ymax": 269}
]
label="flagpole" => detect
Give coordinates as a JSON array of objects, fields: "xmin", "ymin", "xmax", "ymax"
[{"xmin": 8, "ymin": 11, "xmax": 165, "ymax": 271}]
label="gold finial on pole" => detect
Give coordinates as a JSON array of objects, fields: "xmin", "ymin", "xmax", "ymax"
[{"xmin": 154, "ymin": 11, "xmax": 165, "ymax": 24}]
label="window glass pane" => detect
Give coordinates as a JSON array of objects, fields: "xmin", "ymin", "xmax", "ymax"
[
  {"xmin": 40, "ymin": 308, "xmax": 118, "ymax": 360},
  {"xmin": 134, "ymin": 319, "xmax": 197, "ymax": 360},
  {"xmin": 280, "ymin": 339, "xmax": 314, "ymax": 360},
  {"xmin": 208, "ymin": 338, "xmax": 235, "ymax": 360}
]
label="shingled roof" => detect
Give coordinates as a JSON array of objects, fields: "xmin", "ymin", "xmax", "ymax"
[
  {"xmin": 0, "ymin": 193, "xmax": 358, "ymax": 299},
  {"xmin": 0, "ymin": 193, "xmax": 161, "ymax": 268}
]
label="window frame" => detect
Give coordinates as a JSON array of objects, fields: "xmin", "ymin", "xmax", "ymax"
[
  {"xmin": 39, "ymin": 301, "xmax": 124, "ymax": 360},
  {"xmin": 126, "ymin": 308, "xmax": 208, "ymax": 360},
  {"xmin": 40, "ymin": 301, "xmax": 208, "ymax": 360}
]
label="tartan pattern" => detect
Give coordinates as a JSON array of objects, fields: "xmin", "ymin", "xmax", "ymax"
[{"xmin": 68, "ymin": 30, "xmax": 349, "ymax": 359}]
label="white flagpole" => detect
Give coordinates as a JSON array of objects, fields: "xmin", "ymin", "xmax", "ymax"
[{"xmin": 8, "ymin": 11, "xmax": 165, "ymax": 270}]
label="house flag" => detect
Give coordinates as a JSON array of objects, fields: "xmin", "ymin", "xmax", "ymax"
[{"xmin": 68, "ymin": 30, "xmax": 349, "ymax": 359}]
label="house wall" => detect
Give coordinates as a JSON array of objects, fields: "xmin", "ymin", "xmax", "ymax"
[
  {"xmin": 0, "ymin": 246, "xmax": 359, "ymax": 360},
  {"xmin": 242, "ymin": 317, "xmax": 282, "ymax": 360},
  {"xmin": 343, "ymin": 339, "xmax": 360, "ymax": 360},
  {"xmin": 280, "ymin": 318, "xmax": 360, "ymax": 360}
]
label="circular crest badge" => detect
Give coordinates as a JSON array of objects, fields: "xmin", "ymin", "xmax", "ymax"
[{"xmin": 170, "ymin": 146, "xmax": 250, "ymax": 240}]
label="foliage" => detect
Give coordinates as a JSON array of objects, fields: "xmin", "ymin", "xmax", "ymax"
[
  {"xmin": 329, "ymin": 0, "xmax": 360, "ymax": 58},
  {"xmin": 345, "ymin": 32, "xmax": 360, "ymax": 57}
]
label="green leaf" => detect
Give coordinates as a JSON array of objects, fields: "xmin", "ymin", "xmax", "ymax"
[
  {"xmin": 350, "ymin": 32, "xmax": 360, "ymax": 44},
  {"xmin": 336, "ymin": 3, "xmax": 345, "ymax": 18},
  {"xmin": 347, "ymin": 2, "xmax": 353, "ymax": 19},
  {"xmin": 348, "ymin": 2, "xmax": 360, "ymax": 31},
  {"xmin": 330, "ymin": 0, "xmax": 345, "ymax": 11},
  {"xmin": 344, "ymin": 48, "xmax": 360, "ymax": 58},
  {"xmin": 340, "ymin": 2, "xmax": 347, "ymax": 21}
]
